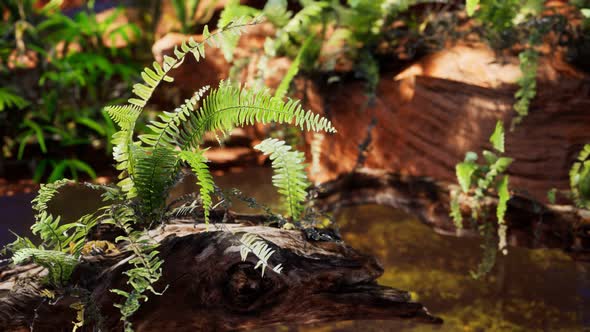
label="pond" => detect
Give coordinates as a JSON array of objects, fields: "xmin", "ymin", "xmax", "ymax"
[{"xmin": 1, "ymin": 167, "xmax": 589, "ymax": 331}]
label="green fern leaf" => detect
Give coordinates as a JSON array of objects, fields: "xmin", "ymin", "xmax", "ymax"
[
  {"xmin": 217, "ymin": 0, "xmax": 261, "ymax": 62},
  {"xmin": 178, "ymin": 150, "xmax": 215, "ymax": 224},
  {"xmin": 0, "ymin": 87, "xmax": 29, "ymax": 111},
  {"xmin": 489, "ymin": 120, "xmax": 505, "ymax": 153},
  {"xmin": 129, "ymin": 18, "xmax": 258, "ymax": 108},
  {"xmin": 466, "ymin": 0, "xmax": 480, "ymax": 16},
  {"xmin": 139, "ymin": 86, "xmax": 210, "ymax": 149},
  {"xmin": 177, "ymin": 81, "xmax": 336, "ymax": 151},
  {"xmin": 456, "ymin": 161, "xmax": 477, "ymax": 193},
  {"xmin": 133, "ymin": 147, "xmax": 178, "ymax": 214},
  {"xmin": 254, "ymin": 138, "xmax": 309, "ymax": 219},
  {"xmin": 496, "ymin": 175, "xmax": 509, "ymax": 254},
  {"xmin": 12, "ymin": 248, "xmax": 78, "ymax": 286},
  {"xmin": 239, "ymin": 233, "xmax": 282, "ymax": 276}
]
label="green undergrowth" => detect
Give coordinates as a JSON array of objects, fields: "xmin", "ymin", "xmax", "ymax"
[{"xmin": 4, "ymin": 18, "xmax": 337, "ymax": 332}]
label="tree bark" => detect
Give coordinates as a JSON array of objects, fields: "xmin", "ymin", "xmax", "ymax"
[{"xmin": 0, "ymin": 216, "xmax": 442, "ymax": 331}]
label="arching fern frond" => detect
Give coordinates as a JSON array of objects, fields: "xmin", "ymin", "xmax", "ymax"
[
  {"xmin": 178, "ymin": 150, "xmax": 215, "ymax": 224},
  {"xmin": 139, "ymin": 86, "xmax": 210, "ymax": 149},
  {"xmin": 133, "ymin": 147, "xmax": 178, "ymax": 215},
  {"xmin": 254, "ymin": 138, "xmax": 309, "ymax": 219},
  {"xmin": 178, "ymin": 81, "xmax": 336, "ymax": 151},
  {"xmin": 129, "ymin": 17, "xmax": 260, "ymax": 108},
  {"xmin": 0, "ymin": 87, "xmax": 29, "ymax": 111},
  {"xmin": 32, "ymin": 179, "xmax": 73, "ymax": 215},
  {"xmin": 239, "ymin": 233, "xmax": 283, "ymax": 277},
  {"xmin": 105, "ymin": 104, "xmax": 143, "ymax": 198}
]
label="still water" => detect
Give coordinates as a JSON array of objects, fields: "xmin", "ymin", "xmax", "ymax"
[{"xmin": 1, "ymin": 167, "xmax": 589, "ymax": 331}]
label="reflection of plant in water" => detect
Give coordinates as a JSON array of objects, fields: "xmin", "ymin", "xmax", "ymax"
[
  {"xmin": 331, "ymin": 204, "xmax": 581, "ymax": 332},
  {"xmin": 5, "ymin": 18, "xmax": 336, "ymax": 332}
]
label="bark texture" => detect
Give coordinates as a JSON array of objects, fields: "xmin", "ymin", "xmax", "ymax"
[{"xmin": 0, "ymin": 218, "xmax": 441, "ymax": 332}]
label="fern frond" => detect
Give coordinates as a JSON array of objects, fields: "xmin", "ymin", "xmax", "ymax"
[
  {"xmin": 138, "ymin": 86, "xmax": 210, "ymax": 149},
  {"xmin": 270, "ymin": 2, "xmax": 326, "ymax": 55},
  {"xmin": 178, "ymin": 150, "xmax": 215, "ymax": 224},
  {"xmin": 0, "ymin": 87, "xmax": 29, "ymax": 111},
  {"xmin": 217, "ymin": 0, "xmax": 261, "ymax": 62},
  {"xmin": 105, "ymin": 204, "xmax": 166, "ymax": 332},
  {"xmin": 133, "ymin": 147, "xmax": 178, "ymax": 215},
  {"xmin": 178, "ymin": 81, "xmax": 336, "ymax": 151},
  {"xmin": 106, "ymin": 104, "xmax": 143, "ymax": 198},
  {"xmin": 105, "ymin": 104, "xmax": 142, "ymax": 130},
  {"xmin": 32, "ymin": 179, "xmax": 73, "ymax": 215},
  {"xmin": 12, "ymin": 248, "xmax": 78, "ymax": 286},
  {"xmin": 254, "ymin": 138, "xmax": 309, "ymax": 219},
  {"xmin": 238, "ymin": 233, "xmax": 282, "ymax": 277},
  {"xmin": 129, "ymin": 17, "xmax": 259, "ymax": 108}
]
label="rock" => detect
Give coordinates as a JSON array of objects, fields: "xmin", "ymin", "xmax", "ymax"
[{"xmin": 304, "ymin": 43, "xmax": 590, "ymax": 203}]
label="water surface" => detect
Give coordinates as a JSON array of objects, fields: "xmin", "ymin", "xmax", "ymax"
[{"xmin": 1, "ymin": 167, "xmax": 588, "ymax": 331}]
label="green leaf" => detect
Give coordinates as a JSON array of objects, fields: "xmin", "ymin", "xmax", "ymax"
[
  {"xmin": 466, "ymin": 0, "xmax": 480, "ymax": 16},
  {"xmin": 489, "ymin": 120, "xmax": 505, "ymax": 153},
  {"xmin": 547, "ymin": 188, "xmax": 556, "ymax": 204},
  {"xmin": 254, "ymin": 138, "xmax": 310, "ymax": 219},
  {"xmin": 456, "ymin": 161, "xmax": 477, "ymax": 193}
]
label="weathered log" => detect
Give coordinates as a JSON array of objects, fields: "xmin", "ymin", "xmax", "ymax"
[
  {"xmin": 315, "ymin": 168, "xmax": 590, "ymax": 260},
  {"xmin": 0, "ymin": 217, "xmax": 442, "ymax": 331}
]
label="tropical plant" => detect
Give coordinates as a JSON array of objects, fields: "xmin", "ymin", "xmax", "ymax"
[
  {"xmin": 171, "ymin": 0, "xmax": 218, "ymax": 33},
  {"xmin": 450, "ymin": 121, "xmax": 512, "ymax": 278},
  {"xmin": 0, "ymin": 0, "xmax": 141, "ymax": 181},
  {"xmin": 6, "ymin": 18, "xmax": 336, "ymax": 331},
  {"xmin": 569, "ymin": 144, "xmax": 590, "ymax": 209}
]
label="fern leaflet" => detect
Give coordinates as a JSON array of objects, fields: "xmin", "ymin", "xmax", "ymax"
[
  {"xmin": 139, "ymin": 86, "xmax": 210, "ymax": 149},
  {"xmin": 178, "ymin": 150, "xmax": 215, "ymax": 224},
  {"xmin": 239, "ymin": 233, "xmax": 283, "ymax": 276},
  {"xmin": 254, "ymin": 138, "xmax": 309, "ymax": 219}
]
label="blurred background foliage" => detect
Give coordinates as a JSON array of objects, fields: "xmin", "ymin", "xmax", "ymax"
[{"xmin": 1, "ymin": 0, "xmax": 590, "ymax": 184}]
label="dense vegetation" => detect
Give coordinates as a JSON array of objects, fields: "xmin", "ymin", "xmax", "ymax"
[
  {"xmin": 4, "ymin": 17, "xmax": 337, "ymax": 331},
  {"xmin": 2, "ymin": 1, "xmax": 590, "ymax": 330}
]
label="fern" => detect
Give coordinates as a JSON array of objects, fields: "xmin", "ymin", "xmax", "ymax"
[
  {"xmin": 569, "ymin": 144, "xmax": 590, "ymax": 209},
  {"xmin": 178, "ymin": 150, "xmax": 215, "ymax": 224},
  {"xmin": 512, "ymin": 48, "xmax": 538, "ymax": 128},
  {"xmin": 217, "ymin": 0, "xmax": 261, "ymax": 62},
  {"xmin": 450, "ymin": 121, "xmax": 512, "ymax": 276},
  {"xmin": 239, "ymin": 233, "xmax": 283, "ymax": 276},
  {"xmin": 254, "ymin": 138, "xmax": 309, "ymax": 220},
  {"xmin": 129, "ymin": 18, "xmax": 259, "ymax": 109},
  {"xmin": 496, "ymin": 175, "xmax": 509, "ymax": 254},
  {"xmin": 139, "ymin": 86, "xmax": 210, "ymax": 149},
  {"xmin": 104, "ymin": 204, "xmax": 166, "ymax": 332},
  {"xmin": 106, "ymin": 18, "xmax": 260, "ymax": 198},
  {"xmin": 12, "ymin": 248, "xmax": 78, "ymax": 286},
  {"xmin": 133, "ymin": 146, "xmax": 178, "ymax": 215},
  {"xmin": 177, "ymin": 81, "xmax": 336, "ymax": 152},
  {"xmin": 0, "ymin": 87, "xmax": 29, "ymax": 111},
  {"xmin": 32, "ymin": 179, "xmax": 73, "ymax": 215}
]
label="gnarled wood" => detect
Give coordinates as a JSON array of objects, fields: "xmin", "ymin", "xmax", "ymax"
[{"xmin": 0, "ymin": 217, "xmax": 442, "ymax": 332}]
